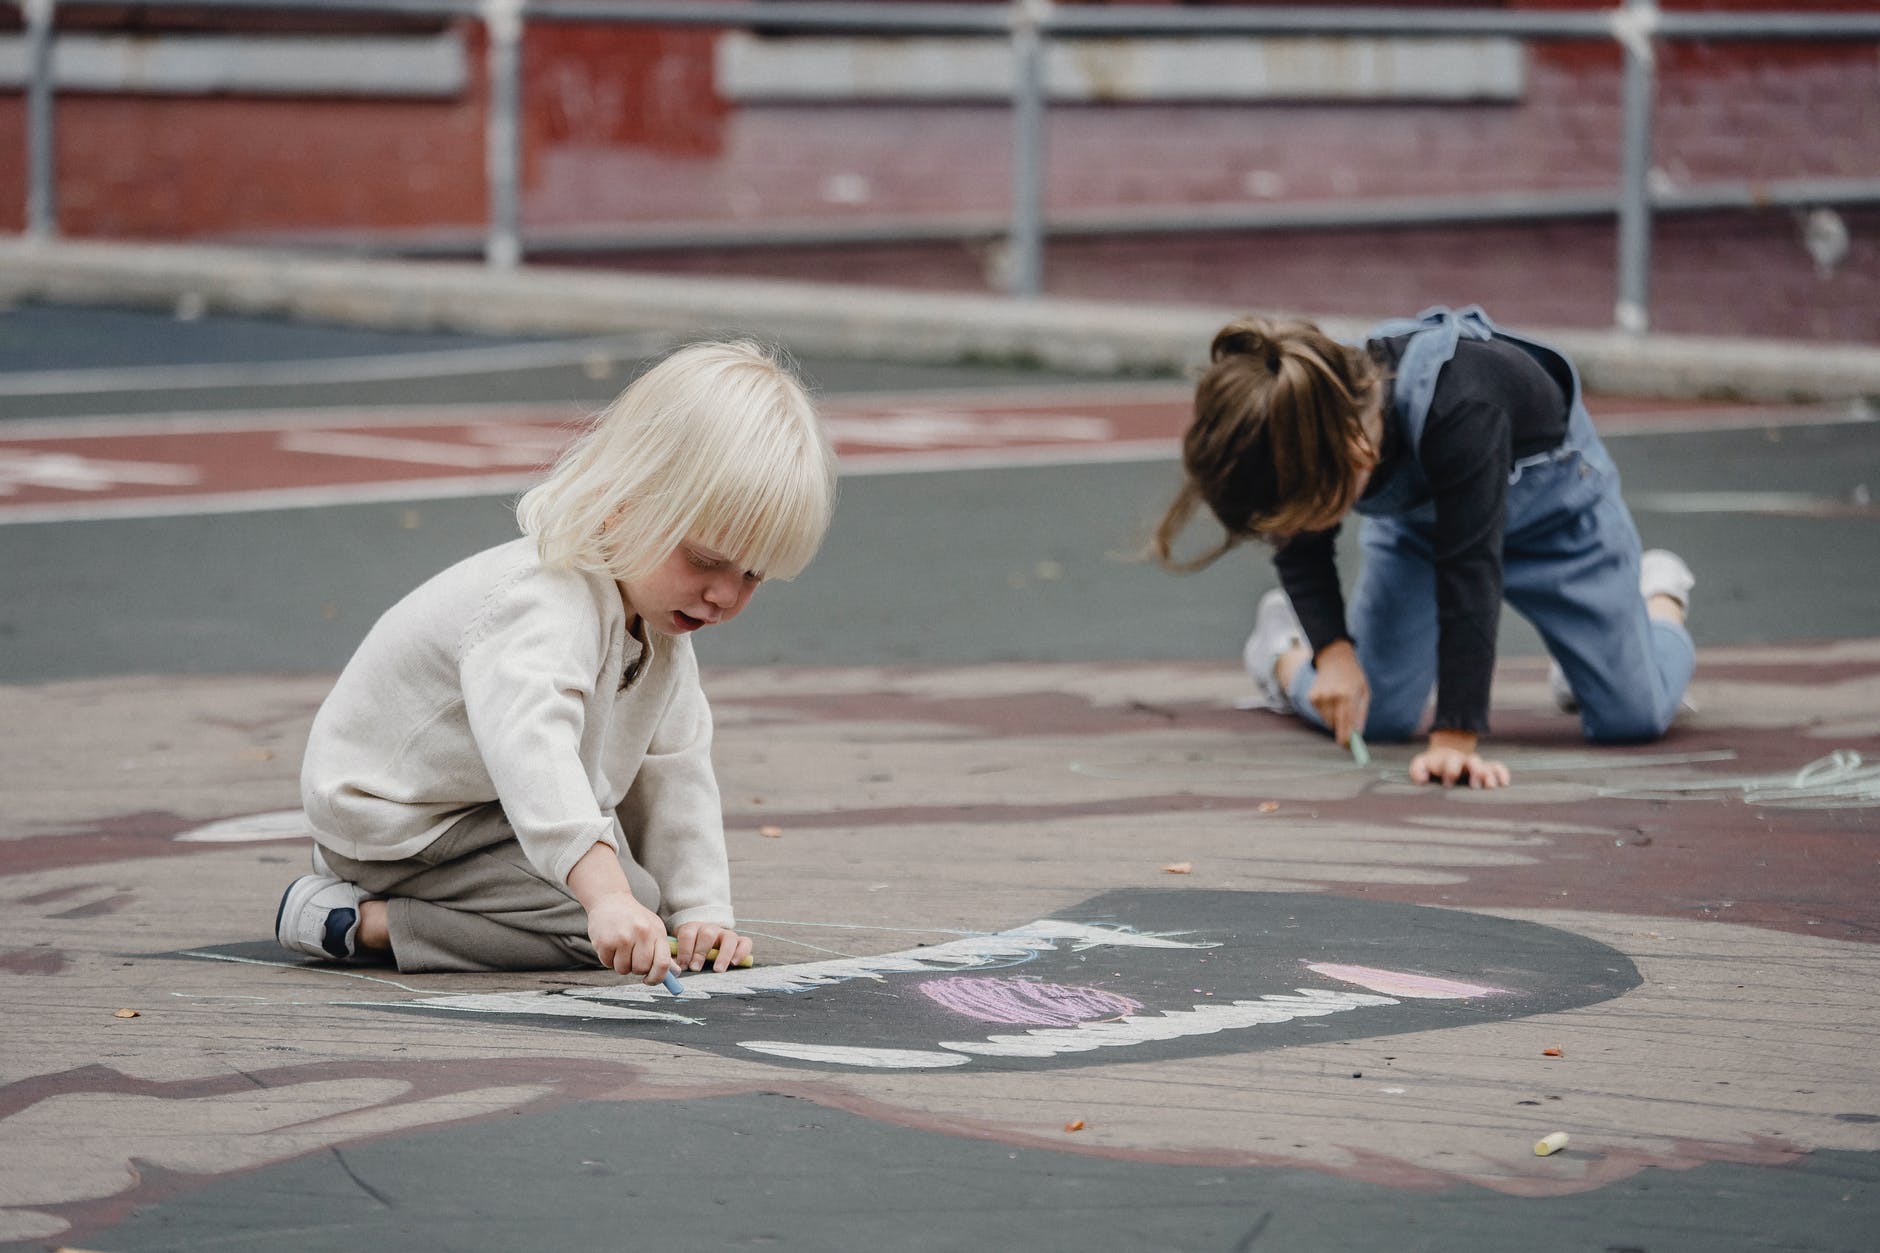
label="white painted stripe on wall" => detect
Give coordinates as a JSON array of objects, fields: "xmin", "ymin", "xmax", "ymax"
[
  {"xmin": 0, "ymin": 32, "xmax": 466, "ymax": 98},
  {"xmin": 718, "ymin": 34, "xmax": 1525, "ymax": 103}
]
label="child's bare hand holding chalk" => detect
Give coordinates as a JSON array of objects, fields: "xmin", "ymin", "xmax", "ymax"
[
  {"xmin": 1410, "ymin": 732, "xmax": 1511, "ymax": 790},
  {"xmin": 674, "ymin": 921, "xmax": 753, "ymax": 973},
  {"xmin": 587, "ymin": 895, "xmax": 673, "ymax": 983},
  {"xmin": 1307, "ymin": 642, "xmax": 1370, "ymax": 752},
  {"xmin": 568, "ymin": 843, "xmax": 673, "ymax": 983}
]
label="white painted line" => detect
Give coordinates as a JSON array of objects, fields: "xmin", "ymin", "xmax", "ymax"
[
  {"xmin": 0, "ymin": 333, "xmax": 664, "ymax": 397},
  {"xmin": 1631, "ymin": 490, "xmax": 1873, "ymax": 515},
  {"xmin": 0, "ymin": 472, "xmax": 541, "ymax": 526},
  {"xmin": 0, "ymin": 402, "xmax": 585, "ymax": 440},
  {"xmin": 0, "ymin": 450, "xmax": 201, "ymax": 495},
  {"xmin": 840, "ymin": 438, "xmax": 1179, "ymax": 476},
  {"xmin": 276, "ymin": 428, "xmax": 550, "ymax": 469},
  {"xmin": 1595, "ymin": 401, "xmax": 1875, "ymax": 437}
]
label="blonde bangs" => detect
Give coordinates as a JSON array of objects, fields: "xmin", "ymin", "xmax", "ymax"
[
  {"xmin": 517, "ymin": 340, "xmax": 835, "ymax": 584},
  {"xmin": 687, "ymin": 410, "xmax": 837, "ymax": 582}
]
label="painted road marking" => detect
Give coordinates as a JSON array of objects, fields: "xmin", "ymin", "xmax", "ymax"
[
  {"xmin": 0, "ymin": 391, "xmax": 1191, "ymax": 524},
  {"xmin": 0, "ymin": 450, "xmax": 202, "ymax": 495},
  {"xmin": 0, "ymin": 389, "xmax": 1868, "ymax": 525}
]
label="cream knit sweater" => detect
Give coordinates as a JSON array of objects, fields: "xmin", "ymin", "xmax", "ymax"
[{"xmin": 300, "ymin": 537, "xmax": 732, "ymax": 928}]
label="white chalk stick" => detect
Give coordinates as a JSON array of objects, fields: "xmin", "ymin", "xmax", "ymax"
[{"xmin": 1534, "ymin": 1131, "xmax": 1570, "ymax": 1156}]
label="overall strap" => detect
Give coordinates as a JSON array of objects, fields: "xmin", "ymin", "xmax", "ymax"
[{"xmin": 1367, "ymin": 306, "xmax": 1480, "ymax": 454}]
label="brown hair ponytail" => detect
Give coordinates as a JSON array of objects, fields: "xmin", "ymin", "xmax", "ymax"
[{"xmin": 1151, "ymin": 316, "xmax": 1380, "ymax": 571}]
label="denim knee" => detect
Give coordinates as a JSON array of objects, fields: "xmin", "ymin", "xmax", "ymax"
[{"xmin": 1580, "ymin": 701, "xmax": 1673, "ymax": 745}]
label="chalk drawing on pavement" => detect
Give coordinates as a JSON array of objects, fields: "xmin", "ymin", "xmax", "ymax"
[
  {"xmin": 1596, "ymin": 749, "xmax": 1880, "ymax": 809},
  {"xmin": 174, "ymin": 809, "xmax": 311, "ymax": 843},
  {"xmin": 917, "ymin": 976, "xmax": 1144, "ymax": 1026},
  {"xmin": 1302, "ymin": 963, "xmax": 1513, "ymax": 1000},
  {"xmin": 342, "ymin": 891, "xmax": 1639, "ymax": 1072}
]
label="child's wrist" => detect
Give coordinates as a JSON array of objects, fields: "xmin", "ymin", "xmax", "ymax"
[{"xmin": 1427, "ymin": 728, "xmax": 1478, "ymax": 754}]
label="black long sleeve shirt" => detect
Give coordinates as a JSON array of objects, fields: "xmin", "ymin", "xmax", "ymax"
[{"xmin": 1273, "ymin": 333, "xmax": 1571, "ymax": 734}]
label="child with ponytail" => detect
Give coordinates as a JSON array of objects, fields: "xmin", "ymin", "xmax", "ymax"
[{"xmin": 1155, "ymin": 307, "xmax": 1695, "ymax": 789}]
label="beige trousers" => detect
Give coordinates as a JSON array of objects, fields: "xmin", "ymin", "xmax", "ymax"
[{"xmin": 319, "ymin": 803, "xmax": 659, "ymax": 974}]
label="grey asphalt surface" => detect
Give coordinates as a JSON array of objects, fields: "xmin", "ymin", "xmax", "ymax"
[
  {"xmin": 2, "ymin": 301, "xmax": 1876, "ymax": 1253},
  {"xmin": 2, "ymin": 302, "xmax": 1876, "ymax": 684}
]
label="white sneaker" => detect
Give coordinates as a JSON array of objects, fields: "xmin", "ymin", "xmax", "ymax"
[
  {"xmin": 1548, "ymin": 549, "xmax": 1698, "ymax": 715},
  {"xmin": 1640, "ymin": 549, "xmax": 1695, "ymax": 612},
  {"xmin": 275, "ymin": 874, "xmax": 365, "ymax": 961},
  {"xmin": 1242, "ymin": 588, "xmax": 1305, "ymax": 713},
  {"xmin": 1547, "ymin": 659, "xmax": 1579, "ymax": 713}
]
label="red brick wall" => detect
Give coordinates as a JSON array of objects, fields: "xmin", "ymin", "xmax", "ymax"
[
  {"xmin": 0, "ymin": 3, "xmax": 1873, "ymax": 341},
  {"xmin": 0, "ymin": 19, "xmax": 723, "ymax": 239}
]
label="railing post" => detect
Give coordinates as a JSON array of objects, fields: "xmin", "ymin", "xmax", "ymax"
[
  {"xmin": 1613, "ymin": 0, "xmax": 1659, "ymax": 334},
  {"xmin": 24, "ymin": 0, "xmax": 57, "ymax": 240},
  {"xmin": 1006, "ymin": 0, "xmax": 1049, "ymax": 298},
  {"xmin": 484, "ymin": 0, "xmax": 524, "ymax": 269}
]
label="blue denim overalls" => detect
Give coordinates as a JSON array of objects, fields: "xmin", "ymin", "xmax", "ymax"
[{"xmin": 1282, "ymin": 306, "xmax": 1695, "ymax": 742}]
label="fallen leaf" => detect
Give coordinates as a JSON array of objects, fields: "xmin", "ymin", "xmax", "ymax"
[
  {"xmin": 1160, "ymin": 862, "xmax": 1192, "ymax": 875},
  {"xmin": 113, "ymin": 1008, "xmax": 140, "ymax": 1019},
  {"xmin": 1542, "ymin": 1046, "xmax": 1563, "ymax": 1057},
  {"xmin": 758, "ymin": 825, "xmax": 783, "ymax": 838},
  {"xmin": 1064, "ymin": 1119, "xmax": 1085, "ymax": 1132}
]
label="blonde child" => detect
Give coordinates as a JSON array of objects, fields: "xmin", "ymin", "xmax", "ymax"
[
  {"xmin": 1154, "ymin": 306, "xmax": 1695, "ymax": 789},
  {"xmin": 275, "ymin": 340, "xmax": 836, "ymax": 980}
]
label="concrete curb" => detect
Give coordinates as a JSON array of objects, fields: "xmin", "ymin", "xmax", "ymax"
[{"xmin": 4, "ymin": 239, "xmax": 1878, "ymax": 402}]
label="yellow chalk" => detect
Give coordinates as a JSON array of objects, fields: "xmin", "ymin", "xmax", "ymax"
[
  {"xmin": 1534, "ymin": 1131, "xmax": 1570, "ymax": 1156},
  {"xmin": 667, "ymin": 937, "xmax": 754, "ymax": 968}
]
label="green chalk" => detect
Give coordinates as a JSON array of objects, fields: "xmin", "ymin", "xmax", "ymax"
[
  {"xmin": 1348, "ymin": 731, "xmax": 1371, "ymax": 767},
  {"xmin": 667, "ymin": 936, "xmax": 754, "ymax": 969}
]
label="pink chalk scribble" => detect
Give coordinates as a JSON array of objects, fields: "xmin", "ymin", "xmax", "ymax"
[
  {"xmin": 916, "ymin": 976, "xmax": 1143, "ymax": 1027},
  {"xmin": 1305, "ymin": 962, "xmax": 1510, "ymax": 1000}
]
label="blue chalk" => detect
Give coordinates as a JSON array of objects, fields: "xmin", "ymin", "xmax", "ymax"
[
  {"xmin": 662, "ymin": 969, "xmax": 685, "ymax": 997},
  {"xmin": 1349, "ymin": 731, "xmax": 1371, "ymax": 768}
]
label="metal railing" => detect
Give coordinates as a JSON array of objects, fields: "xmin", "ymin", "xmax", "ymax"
[{"xmin": 12, "ymin": 0, "xmax": 1880, "ymax": 333}]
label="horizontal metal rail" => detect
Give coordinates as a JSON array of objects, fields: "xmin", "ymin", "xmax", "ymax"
[
  {"xmin": 29, "ymin": 0, "xmax": 1880, "ymax": 40},
  {"xmin": 11, "ymin": 2, "xmax": 1880, "ymax": 333}
]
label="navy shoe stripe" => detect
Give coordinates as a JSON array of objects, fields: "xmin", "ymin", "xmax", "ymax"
[{"xmin": 321, "ymin": 906, "xmax": 357, "ymax": 960}]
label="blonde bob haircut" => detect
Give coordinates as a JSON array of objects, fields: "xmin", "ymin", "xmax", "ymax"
[{"xmin": 517, "ymin": 340, "xmax": 836, "ymax": 584}]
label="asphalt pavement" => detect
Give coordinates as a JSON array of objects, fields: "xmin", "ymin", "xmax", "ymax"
[{"xmin": 0, "ymin": 292, "xmax": 1875, "ymax": 1253}]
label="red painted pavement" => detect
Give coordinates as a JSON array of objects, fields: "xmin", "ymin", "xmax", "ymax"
[{"xmin": 0, "ymin": 388, "xmax": 1838, "ymax": 523}]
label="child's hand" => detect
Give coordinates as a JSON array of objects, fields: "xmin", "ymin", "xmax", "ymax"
[
  {"xmin": 586, "ymin": 894, "xmax": 673, "ymax": 984},
  {"xmin": 1307, "ymin": 641, "xmax": 1371, "ymax": 750},
  {"xmin": 674, "ymin": 921, "xmax": 753, "ymax": 973},
  {"xmin": 1410, "ymin": 731, "xmax": 1511, "ymax": 789}
]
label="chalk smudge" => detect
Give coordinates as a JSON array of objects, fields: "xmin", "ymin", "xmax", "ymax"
[
  {"xmin": 172, "ymin": 809, "xmax": 311, "ymax": 843},
  {"xmin": 917, "ymin": 976, "xmax": 1142, "ymax": 1027},
  {"xmin": 739, "ymin": 1043, "xmax": 971, "ymax": 1069},
  {"xmin": 1305, "ymin": 962, "xmax": 1510, "ymax": 1000},
  {"xmin": 0, "ymin": 948, "xmax": 67, "ymax": 975},
  {"xmin": 1599, "ymin": 749, "xmax": 1880, "ymax": 810}
]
